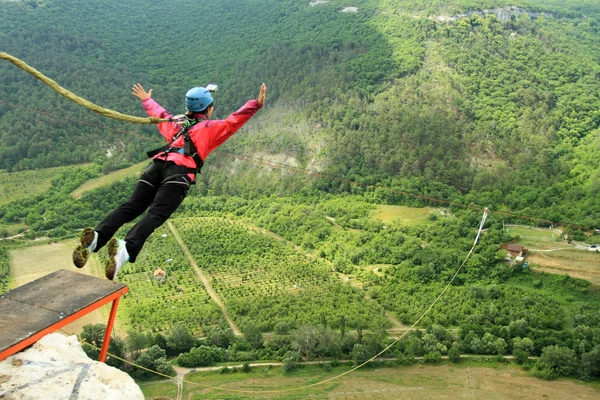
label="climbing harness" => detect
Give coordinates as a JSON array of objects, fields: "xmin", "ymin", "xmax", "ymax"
[{"xmin": 146, "ymin": 115, "xmax": 205, "ymax": 175}]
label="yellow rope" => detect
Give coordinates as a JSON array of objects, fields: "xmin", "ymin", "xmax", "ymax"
[{"xmin": 0, "ymin": 52, "xmax": 169, "ymax": 124}]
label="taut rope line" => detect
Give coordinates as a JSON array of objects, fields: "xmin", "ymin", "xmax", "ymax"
[{"xmin": 62, "ymin": 209, "xmax": 489, "ymax": 394}]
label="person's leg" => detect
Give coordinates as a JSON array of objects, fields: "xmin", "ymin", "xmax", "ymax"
[
  {"xmin": 94, "ymin": 162, "xmax": 162, "ymax": 251},
  {"xmin": 72, "ymin": 161, "xmax": 161, "ymax": 269},
  {"xmin": 124, "ymin": 175, "xmax": 191, "ymax": 263}
]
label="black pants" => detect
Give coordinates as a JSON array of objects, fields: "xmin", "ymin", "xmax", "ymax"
[{"xmin": 94, "ymin": 160, "xmax": 192, "ymax": 262}]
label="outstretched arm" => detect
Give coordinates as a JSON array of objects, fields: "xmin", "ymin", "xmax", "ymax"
[
  {"xmin": 197, "ymin": 83, "xmax": 266, "ymax": 158},
  {"xmin": 132, "ymin": 83, "xmax": 153, "ymax": 101},
  {"xmin": 134, "ymin": 83, "xmax": 179, "ymax": 140},
  {"xmin": 257, "ymin": 83, "xmax": 266, "ymax": 106}
]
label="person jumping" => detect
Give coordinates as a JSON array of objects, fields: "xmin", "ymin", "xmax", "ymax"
[{"xmin": 73, "ymin": 82, "xmax": 267, "ymax": 280}]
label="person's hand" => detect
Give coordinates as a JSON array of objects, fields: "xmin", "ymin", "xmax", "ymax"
[
  {"xmin": 257, "ymin": 83, "xmax": 266, "ymax": 106},
  {"xmin": 132, "ymin": 83, "xmax": 153, "ymax": 100}
]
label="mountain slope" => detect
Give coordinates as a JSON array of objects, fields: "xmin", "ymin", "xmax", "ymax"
[{"xmin": 1, "ymin": 0, "xmax": 600, "ymax": 224}]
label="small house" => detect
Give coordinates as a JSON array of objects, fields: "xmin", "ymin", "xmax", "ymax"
[
  {"xmin": 501, "ymin": 242, "xmax": 528, "ymax": 262},
  {"xmin": 507, "ymin": 244, "xmax": 524, "ymax": 257},
  {"xmin": 507, "ymin": 243, "xmax": 523, "ymax": 257},
  {"xmin": 153, "ymin": 268, "xmax": 166, "ymax": 281}
]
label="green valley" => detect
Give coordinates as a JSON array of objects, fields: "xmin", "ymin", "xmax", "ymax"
[{"xmin": 1, "ymin": 0, "xmax": 600, "ymax": 395}]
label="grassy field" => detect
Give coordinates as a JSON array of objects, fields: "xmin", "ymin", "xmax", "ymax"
[
  {"xmin": 371, "ymin": 205, "xmax": 439, "ymax": 225},
  {"xmin": 527, "ymin": 251, "xmax": 600, "ymax": 285},
  {"xmin": 505, "ymin": 226, "xmax": 564, "ymax": 249},
  {"xmin": 0, "ymin": 222, "xmax": 27, "ymax": 237},
  {"xmin": 506, "ymin": 226, "xmax": 600, "ymax": 285},
  {"xmin": 70, "ymin": 161, "xmax": 147, "ymax": 199},
  {"xmin": 139, "ymin": 362, "xmax": 600, "ymax": 400},
  {"xmin": 0, "ymin": 166, "xmax": 80, "ymax": 205},
  {"xmin": 8, "ymin": 239, "xmax": 113, "ymax": 335}
]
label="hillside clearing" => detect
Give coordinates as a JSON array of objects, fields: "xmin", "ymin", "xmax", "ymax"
[
  {"xmin": 371, "ymin": 205, "xmax": 439, "ymax": 225},
  {"xmin": 70, "ymin": 161, "xmax": 147, "ymax": 199}
]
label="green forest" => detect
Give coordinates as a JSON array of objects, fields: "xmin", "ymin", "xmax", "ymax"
[{"xmin": 1, "ymin": 0, "xmax": 600, "ymax": 388}]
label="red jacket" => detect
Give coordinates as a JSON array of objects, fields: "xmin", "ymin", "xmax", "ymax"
[{"xmin": 142, "ymin": 98, "xmax": 262, "ymax": 180}]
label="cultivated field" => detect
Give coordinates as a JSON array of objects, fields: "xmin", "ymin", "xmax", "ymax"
[
  {"xmin": 109, "ymin": 223, "xmax": 228, "ymax": 335},
  {"xmin": 139, "ymin": 362, "xmax": 600, "ymax": 400},
  {"xmin": 0, "ymin": 165, "xmax": 78, "ymax": 205},
  {"xmin": 171, "ymin": 217, "xmax": 390, "ymax": 330},
  {"xmin": 527, "ymin": 251, "xmax": 600, "ymax": 285},
  {"xmin": 505, "ymin": 226, "xmax": 565, "ymax": 250}
]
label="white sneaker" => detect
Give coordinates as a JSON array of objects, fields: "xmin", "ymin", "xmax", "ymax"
[
  {"xmin": 73, "ymin": 228, "xmax": 98, "ymax": 268},
  {"xmin": 105, "ymin": 238, "xmax": 129, "ymax": 281}
]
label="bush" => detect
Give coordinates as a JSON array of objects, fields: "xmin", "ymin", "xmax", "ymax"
[
  {"xmin": 424, "ymin": 351, "xmax": 442, "ymax": 364},
  {"xmin": 533, "ymin": 346, "xmax": 579, "ymax": 379},
  {"xmin": 581, "ymin": 346, "xmax": 600, "ymax": 378},
  {"xmin": 320, "ymin": 361, "xmax": 332, "ymax": 371},
  {"xmin": 448, "ymin": 345, "xmax": 461, "ymax": 363},
  {"xmin": 533, "ymin": 362, "xmax": 558, "ymax": 380},
  {"xmin": 396, "ymin": 353, "xmax": 414, "ymax": 366},
  {"xmin": 176, "ymin": 346, "xmax": 228, "ymax": 367},
  {"xmin": 282, "ymin": 350, "xmax": 301, "ymax": 373}
]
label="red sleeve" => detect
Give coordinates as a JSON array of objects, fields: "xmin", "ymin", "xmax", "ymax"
[
  {"xmin": 142, "ymin": 98, "xmax": 180, "ymax": 142},
  {"xmin": 193, "ymin": 100, "xmax": 263, "ymax": 159}
]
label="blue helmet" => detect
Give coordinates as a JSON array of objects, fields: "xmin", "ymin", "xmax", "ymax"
[{"xmin": 185, "ymin": 87, "xmax": 213, "ymax": 112}]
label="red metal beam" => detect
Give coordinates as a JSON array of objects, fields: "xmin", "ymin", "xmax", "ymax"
[{"xmin": 99, "ymin": 296, "xmax": 121, "ymax": 362}]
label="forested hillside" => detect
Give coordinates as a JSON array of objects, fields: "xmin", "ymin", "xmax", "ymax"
[{"xmin": 2, "ymin": 0, "xmax": 600, "ymax": 226}]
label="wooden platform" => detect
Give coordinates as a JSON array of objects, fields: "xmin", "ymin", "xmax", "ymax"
[{"xmin": 0, "ymin": 269, "xmax": 128, "ymax": 362}]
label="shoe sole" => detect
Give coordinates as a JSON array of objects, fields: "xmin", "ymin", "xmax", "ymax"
[
  {"xmin": 73, "ymin": 228, "xmax": 95, "ymax": 269},
  {"xmin": 105, "ymin": 238, "xmax": 118, "ymax": 281}
]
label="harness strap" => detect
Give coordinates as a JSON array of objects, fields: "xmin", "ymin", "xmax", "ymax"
[
  {"xmin": 146, "ymin": 117, "xmax": 205, "ymax": 173},
  {"xmin": 161, "ymin": 165, "xmax": 197, "ymax": 184}
]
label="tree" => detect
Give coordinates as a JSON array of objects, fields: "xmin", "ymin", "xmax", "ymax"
[
  {"xmin": 581, "ymin": 345, "xmax": 600, "ymax": 378},
  {"xmin": 292, "ymin": 325, "xmax": 320, "ymax": 360},
  {"xmin": 80, "ymin": 324, "xmax": 106, "ymax": 359},
  {"xmin": 208, "ymin": 327, "xmax": 235, "ymax": 349},
  {"xmin": 242, "ymin": 322, "xmax": 264, "ymax": 349},
  {"xmin": 535, "ymin": 345, "xmax": 580, "ymax": 379},
  {"xmin": 177, "ymin": 346, "xmax": 227, "ymax": 367},
  {"xmin": 150, "ymin": 333, "xmax": 168, "ymax": 349},
  {"xmin": 133, "ymin": 345, "xmax": 175, "ymax": 379},
  {"xmin": 448, "ymin": 343, "xmax": 461, "ymax": 363},
  {"xmin": 351, "ymin": 343, "xmax": 373, "ymax": 366},
  {"xmin": 126, "ymin": 330, "xmax": 149, "ymax": 355},
  {"xmin": 166, "ymin": 324, "xmax": 196, "ymax": 355},
  {"xmin": 512, "ymin": 337, "xmax": 534, "ymax": 364},
  {"xmin": 274, "ymin": 321, "xmax": 291, "ymax": 335}
]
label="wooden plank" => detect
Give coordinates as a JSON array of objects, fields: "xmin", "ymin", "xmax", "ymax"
[
  {"xmin": 0, "ymin": 269, "xmax": 127, "ymax": 360},
  {"xmin": 0, "ymin": 300, "xmax": 56, "ymax": 349}
]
